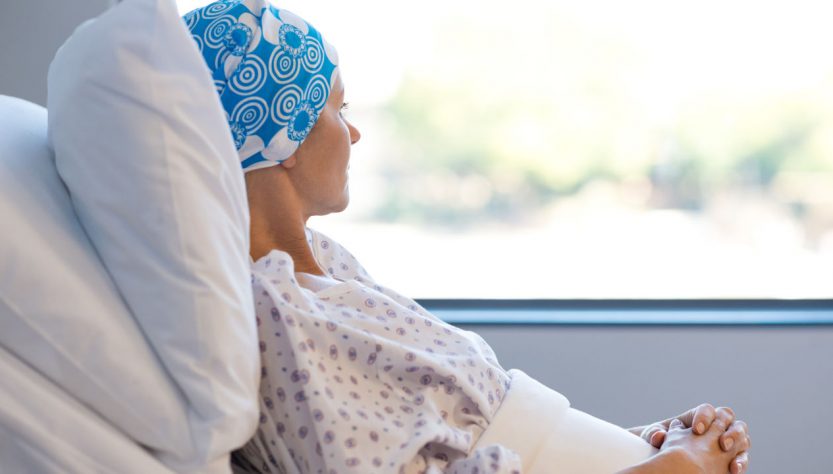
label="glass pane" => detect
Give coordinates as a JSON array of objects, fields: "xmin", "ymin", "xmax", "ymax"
[{"xmin": 179, "ymin": 0, "xmax": 833, "ymax": 298}]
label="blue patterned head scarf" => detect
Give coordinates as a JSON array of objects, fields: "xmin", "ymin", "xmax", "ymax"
[{"xmin": 184, "ymin": 0, "xmax": 339, "ymax": 172}]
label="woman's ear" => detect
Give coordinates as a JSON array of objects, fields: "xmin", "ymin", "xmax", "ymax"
[{"xmin": 280, "ymin": 154, "xmax": 298, "ymax": 169}]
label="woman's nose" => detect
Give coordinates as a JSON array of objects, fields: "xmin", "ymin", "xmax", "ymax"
[{"xmin": 349, "ymin": 122, "xmax": 361, "ymax": 145}]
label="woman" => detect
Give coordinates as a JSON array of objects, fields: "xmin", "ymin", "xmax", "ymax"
[{"xmin": 185, "ymin": 2, "xmax": 751, "ymax": 473}]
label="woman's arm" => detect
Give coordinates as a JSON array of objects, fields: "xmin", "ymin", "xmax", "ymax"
[{"xmin": 615, "ymin": 448, "xmax": 698, "ymax": 474}]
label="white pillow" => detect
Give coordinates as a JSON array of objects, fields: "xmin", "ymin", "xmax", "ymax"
[
  {"xmin": 46, "ymin": 0, "xmax": 260, "ymax": 471},
  {"xmin": 0, "ymin": 95, "xmax": 187, "ymax": 467}
]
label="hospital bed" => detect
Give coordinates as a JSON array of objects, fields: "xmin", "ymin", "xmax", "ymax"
[
  {"xmin": 0, "ymin": 95, "xmax": 179, "ymax": 472},
  {"xmin": 0, "ymin": 0, "xmax": 261, "ymax": 471}
]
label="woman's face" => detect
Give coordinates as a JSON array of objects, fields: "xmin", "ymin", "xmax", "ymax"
[{"xmin": 288, "ymin": 71, "xmax": 361, "ymax": 217}]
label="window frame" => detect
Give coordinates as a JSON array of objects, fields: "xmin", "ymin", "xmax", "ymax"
[{"xmin": 417, "ymin": 299, "xmax": 833, "ymax": 325}]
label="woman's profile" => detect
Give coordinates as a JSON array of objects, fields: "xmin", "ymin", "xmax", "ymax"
[{"xmin": 184, "ymin": 1, "xmax": 751, "ymax": 472}]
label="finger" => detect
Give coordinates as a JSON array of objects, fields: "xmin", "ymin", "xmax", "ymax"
[
  {"xmin": 649, "ymin": 430, "xmax": 666, "ymax": 448},
  {"xmin": 729, "ymin": 451, "xmax": 750, "ymax": 474},
  {"xmin": 669, "ymin": 418, "xmax": 685, "ymax": 431},
  {"xmin": 719, "ymin": 420, "xmax": 749, "ymax": 452},
  {"xmin": 640, "ymin": 424, "xmax": 667, "ymax": 447},
  {"xmin": 712, "ymin": 406, "xmax": 736, "ymax": 432},
  {"xmin": 735, "ymin": 433, "xmax": 751, "ymax": 453},
  {"xmin": 691, "ymin": 403, "xmax": 716, "ymax": 434}
]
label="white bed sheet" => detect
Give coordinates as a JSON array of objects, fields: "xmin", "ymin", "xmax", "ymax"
[{"xmin": 0, "ymin": 345, "xmax": 174, "ymax": 474}]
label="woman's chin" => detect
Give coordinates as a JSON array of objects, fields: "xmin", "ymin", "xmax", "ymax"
[
  {"xmin": 314, "ymin": 188, "xmax": 350, "ymax": 216},
  {"xmin": 335, "ymin": 194, "xmax": 350, "ymax": 213},
  {"xmin": 326, "ymin": 194, "xmax": 350, "ymax": 215}
]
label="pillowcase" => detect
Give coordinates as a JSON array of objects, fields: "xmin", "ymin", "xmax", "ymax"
[
  {"xmin": 46, "ymin": 0, "xmax": 259, "ymax": 471},
  {"xmin": 0, "ymin": 95, "xmax": 186, "ymax": 467}
]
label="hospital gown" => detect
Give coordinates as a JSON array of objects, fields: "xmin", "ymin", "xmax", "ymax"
[{"xmin": 237, "ymin": 228, "xmax": 523, "ymax": 474}]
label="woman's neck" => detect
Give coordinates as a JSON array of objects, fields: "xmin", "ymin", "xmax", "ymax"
[
  {"xmin": 246, "ymin": 169, "xmax": 326, "ymax": 276},
  {"xmin": 250, "ymin": 227, "xmax": 324, "ymax": 275}
]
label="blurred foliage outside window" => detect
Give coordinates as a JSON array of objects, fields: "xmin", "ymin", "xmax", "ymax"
[{"xmin": 179, "ymin": 0, "xmax": 833, "ymax": 298}]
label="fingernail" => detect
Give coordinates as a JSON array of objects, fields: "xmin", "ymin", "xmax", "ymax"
[
  {"xmin": 724, "ymin": 438, "xmax": 734, "ymax": 450},
  {"xmin": 736, "ymin": 461, "xmax": 743, "ymax": 472},
  {"xmin": 695, "ymin": 422, "xmax": 705, "ymax": 434}
]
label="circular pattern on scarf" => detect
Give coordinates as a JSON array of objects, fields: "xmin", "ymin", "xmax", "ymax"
[
  {"xmin": 212, "ymin": 46, "xmax": 230, "ymax": 74},
  {"xmin": 183, "ymin": 9, "xmax": 201, "ymax": 29},
  {"xmin": 303, "ymin": 35, "xmax": 325, "ymax": 72},
  {"xmin": 184, "ymin": 0, "xmax": 339, "ymax": 169},
  {"xmin": 212, "ymin": 79, "xmax": 224, "ymax": 95},
  {"xmin": 228, "ymin": 55, "xmax": 267, "ymax": 95},
  {"xmin": 230, "ymin": 96, "xmax": 269, "ymax": 135},
  {"xmin": 305, "ymin": 75, "xmax": 330, "ymax": 109},
  {"xmin": 268, "ymin": 47, "xmax": 300, "ymax": 84},
  {"xmin": 190, "ymin": 34, "xmax": 204, "ymax": 53},
  {"xmin": 201, "ymin": 0, "xmax": 242, "ymax": 19},
  {"xmin": 205, "ymin": 15, "xmax": 235, "ymax": 48},
  {"xmin": 270, "ymin": 83, "xmax": 303, "ymax": 123}
]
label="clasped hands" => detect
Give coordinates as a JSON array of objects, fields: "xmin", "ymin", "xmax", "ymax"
[{"xmin": 628, "ymin": 403, "xmax": 751, "ymax": 474}]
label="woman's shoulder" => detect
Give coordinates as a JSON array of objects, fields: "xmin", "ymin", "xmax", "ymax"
[{"xmin": 305, "ymin": 226, "xmax": 375, "ymax": 283}]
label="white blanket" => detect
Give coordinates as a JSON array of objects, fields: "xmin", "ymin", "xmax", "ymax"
[{"xmin": 474, "ymin": 369, "xmax": 658, "ymax": 474}]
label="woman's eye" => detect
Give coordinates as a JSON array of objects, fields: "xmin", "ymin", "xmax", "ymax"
[{"xmin": 340, "ymin": 102, "xmax": 350, "ymax": 114}]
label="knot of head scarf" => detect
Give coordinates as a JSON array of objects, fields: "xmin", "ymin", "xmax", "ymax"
[{"xmin": 184, "ymin": 0, "xmax": 339, "ymax": 172}]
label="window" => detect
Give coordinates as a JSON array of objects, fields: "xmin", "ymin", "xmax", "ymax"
[{"xmin": 179, "ymin": 0, "xmax": 833, "ymax": 299}]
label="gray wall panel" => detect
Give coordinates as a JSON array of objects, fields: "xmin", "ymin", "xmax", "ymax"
[
  {"xmin": 0, "ymin": 0, "xmax": 110, "ymax": 106},
  {"xmin": 463, "ymin": 324, "xmax": 833, "ymax": 474}
]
